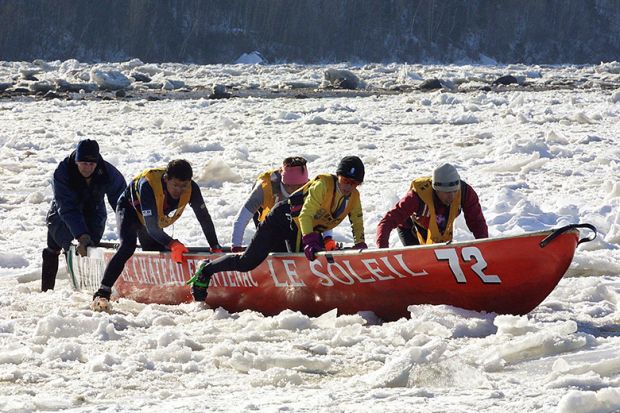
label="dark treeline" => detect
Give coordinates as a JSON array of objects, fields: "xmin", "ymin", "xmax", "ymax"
[{"xmin": 1, "ymin": 0, "xmax": 619, "ymax": 64}]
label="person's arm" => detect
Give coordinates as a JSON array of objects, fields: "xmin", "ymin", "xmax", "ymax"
[
  {"xmin": 138, "ymin": 181, "xmax": 174, "ymax": 247},
  {"xmin": 462, "ymin": 183, "xmax": 488, "ymax": 239},
  {"xmin": 375, "ymin": 191, "xmax": 420, "ymax": 248},
  {"xmin": 52, "ymin": 162, "xmax": 88, "ymax": 238},
  {"xmin": 348, "ymin": 196, "xmax": 365, "ymax": 245},
  {"xmin": 104, "ymin": 162, "xmax": 127, "ymax": 212},
  {"xmin": 231, "ymin": 185, "xmax": 264, "ymax": 246},
  {"xmin": 298, "ymin": 179, "xmax": 328, "ymax": 236},
  {"xmin": 189, "ymin": 182, "xmax": 221, "ymax": 248}
]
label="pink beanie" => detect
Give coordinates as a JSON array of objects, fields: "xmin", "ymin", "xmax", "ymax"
[{"xmin": 281, "ymin": 164, "xmax": 308, "ymax": 185}]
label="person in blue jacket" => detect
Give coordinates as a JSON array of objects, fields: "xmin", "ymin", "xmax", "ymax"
[
  {"xmin": 90, "ymin": 159, "xmax": 222, "ymax": 311},
  {"xmin": 42, "ymin": 139, "xmax": 126, "ymax": 291}
]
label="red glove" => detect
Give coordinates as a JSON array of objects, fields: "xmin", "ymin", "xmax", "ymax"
[
  {"xmin": 231, "ymin": 246, "xmax": 245, "ymax": 253},
  {"xmin": 302, "ymin": 233, "xmax": 322, "ymax": 261},
  {"xmin": 169, "ymin": 240, "xmax": 189, "ymax": 263},
  {"xmin": 323, "ymin": 236, "xmax": 338, "ymax": 251},
  {"xmin": 353, "ymin": 242, "xmax": 368, "ymax": 250}
]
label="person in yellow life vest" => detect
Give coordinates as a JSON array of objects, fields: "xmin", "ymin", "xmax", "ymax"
[
  {"xmin": 91, "ymin": 159, "xmax": 222, "ymax": 311},
  {"xmin": 189, "ymin": 156, "xmax": 367, "ymax": 302},
  {"xmin": 376, "ymin": 163, "xmax": 488, "ymax": 248},
  {"xmin": 230, "ymin": 156, "xmax": 309, "ymax": 252},
  {"xmin": 296, "ymin": 155, "xmax": 367, "ymax": 260}
]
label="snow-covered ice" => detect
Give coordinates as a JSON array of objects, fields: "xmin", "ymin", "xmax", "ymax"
[{"xmin": 0, "ymin": 60, "xmax": 619, "ymax": 412}]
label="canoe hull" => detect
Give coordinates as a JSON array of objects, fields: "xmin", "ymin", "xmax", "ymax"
[{"xmin": 69, "ymin": 229, "xmax": 579, "ymax": 320}]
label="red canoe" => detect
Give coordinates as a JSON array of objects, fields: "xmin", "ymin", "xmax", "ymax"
[{"xmin": 68, "ymin": 224, "xmax": 596, "ymax": 321}]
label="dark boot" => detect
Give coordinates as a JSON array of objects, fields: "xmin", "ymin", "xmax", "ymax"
[
  {"xmin": 93, "ymin": 287, "xmax": 111, "ymax": 300},
  {"xmin": 91, "ymin": 286, "xmax": 112, "ymax": 312},
  {"xmin": 189, "ymin": 260, "xmax": 211, "ymax": 302},
  {"xmin": 41, "ymin": 248, "xmax": 59, "ymax": 292},
  {"xmin": 191, "ymin": 282, "xmax": 210, "ymax": 302}
]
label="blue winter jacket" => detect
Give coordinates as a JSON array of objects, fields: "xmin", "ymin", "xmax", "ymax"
[{"xmin": 47, "ymin": 151, "xmax": 126, "ymax": 238}]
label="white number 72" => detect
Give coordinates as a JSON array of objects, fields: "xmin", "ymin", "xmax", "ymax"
[{"xmin": 434, "ymin": 247, "xmax": 501, "ymax": 284}]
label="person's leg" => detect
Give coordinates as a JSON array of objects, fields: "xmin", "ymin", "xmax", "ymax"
[
  {"xmin": 200, "ymin": 219, "xmax": 280, "ymax": 276},
  {"xmin": 192, "ymin": 203, "xmax": 293, "ymax": 300},
  {"xmin": 397, "ymin": 227, "xmax": 420, "ymax": 246},
  {"xmin": 137, "ymin": 227, "xmax": 166, "ymax": 251},
  {"xmin": 42, "ymin": 211, "xmax": 74, "ymax": 291},
  {"xmin": 42, "ymin": 232, "xmax": 62, "ymax": 292},
  {"xmin": 95, "ymin": 201, "xmax": 139, "ymax": 300},
  {"xmin": 396, "ymin": 218, "xmax": 420, "ymax": 247},
  {"xmin": 284, "ymin": 217, "xmax": 301, "ymax": 252},
  {"xmin": 272, "ymin": 236, "xmax": 290, "ymax": 253},
  {"xmin": 252, "ymin": 210, "xmax": 261, "ymax": 228}
]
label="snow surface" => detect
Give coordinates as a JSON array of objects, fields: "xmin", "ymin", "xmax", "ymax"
[{"xmin": 0, "ymin": 60, "xmax": 619, "ymax": 412}]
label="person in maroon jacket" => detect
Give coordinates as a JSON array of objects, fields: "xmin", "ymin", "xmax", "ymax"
[{"xmin": 376, "ymin": 163, "xmax": 487, "ymax": 248}]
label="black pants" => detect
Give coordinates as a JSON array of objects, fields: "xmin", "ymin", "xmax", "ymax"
[
  {"xmin": 202, "ymin": 201, "xmax": 298, "ymax": 277},
  {"xmin": 45, "ymin": 208, "xmax": 105, "ymax": 252},
  {"xmin": 396, "ymin": 218, "xmax": 425, "ymax": 247},
  {"xmin": 253, "ymin": 208, "xmax": 288, "ymax": 252},
  {"xmin": 99, "ymin": 197, "xmax": 164, "ymax": 289},
  {"xmin": 42, "ymin": 208, "xmax": 105, "ymax": 291}
]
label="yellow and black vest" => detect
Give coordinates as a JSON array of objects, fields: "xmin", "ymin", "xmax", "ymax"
[
  {"xmin": 255, "ymin": 168, "xmax": 279, "ymax": 222},
  {"xmin": 132, "ymin": 168, "xmax": 192, "ymax": 228},
  {"xmin": 290, "ymin": 174, "xmax": 359, "ymax": 230},
  {"xmin": 410, "ymin": 177, "xmax": 461, "ymax": 244}
]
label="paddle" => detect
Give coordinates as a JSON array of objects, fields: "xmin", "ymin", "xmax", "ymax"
[{"xmin": 94, "ymin": 241, "xmax": 239, "ymax": 253}]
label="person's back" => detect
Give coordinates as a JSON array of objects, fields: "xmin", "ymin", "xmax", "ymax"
[{"xmin": 231, "ymin": 156, "xmax": 308, "ymax": 251}]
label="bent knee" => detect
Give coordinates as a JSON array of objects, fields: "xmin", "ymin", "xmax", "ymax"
[
  {"xmin": 236, "ymin": 256, "xmax": 264, "ymax": 272},
  {"xmin": 115, "ymin": 243, "xmax": 137, "ymax": 258},
  {"xmin": 43, "ymin": 247, "xmax": 61, "ymax": 256}
]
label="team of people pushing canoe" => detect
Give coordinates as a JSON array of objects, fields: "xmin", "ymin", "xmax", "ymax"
[{"xmin": 42, "ymin": 139, "xmax": 487, "ymax": 311}]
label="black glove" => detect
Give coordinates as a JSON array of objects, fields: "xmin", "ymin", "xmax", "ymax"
[{"xmin": 76, "ymin": 234, "xmax": 93, "ymax": 257}]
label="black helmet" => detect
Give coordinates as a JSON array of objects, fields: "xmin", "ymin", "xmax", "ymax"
[{"xmin": 336, "ymin": 156, "xmax": 364, "ymax": 183}]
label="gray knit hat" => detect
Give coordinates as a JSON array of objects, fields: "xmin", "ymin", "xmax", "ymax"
[{"xmin": 432, "ymin": 163, "xmax": 460, "ymax": 192}]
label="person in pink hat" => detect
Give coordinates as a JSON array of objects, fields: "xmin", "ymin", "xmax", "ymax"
[
  {"xmin": 230, "ymin": 156, "xmax": 310, "ymax": 252},
  {"xmin": 190, "ymin": 155, "xmax": 366, "ymax": 302}
]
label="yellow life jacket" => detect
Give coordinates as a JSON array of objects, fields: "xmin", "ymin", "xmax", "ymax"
[
  {"xmin": 410, "ymin": 177, "xmax": 461, "ymax": 244},
  {"xmin": 133, "ymin": 168, "xmax": 192, "ymax": 228},
  {"xmin": 289, "ymin": 174, "xmax": 361, "ymax": 248},
  {"xmin": 256, "ymin": 168, "xmax": 279, "ymax": 222}
]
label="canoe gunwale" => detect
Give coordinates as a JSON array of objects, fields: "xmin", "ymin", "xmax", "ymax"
[{"xmin": 89, "ymin": 225, "xmax": 594, "ymax": 261}]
